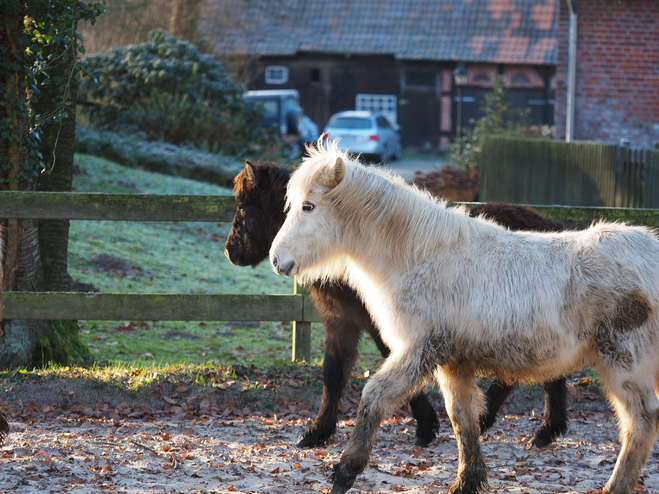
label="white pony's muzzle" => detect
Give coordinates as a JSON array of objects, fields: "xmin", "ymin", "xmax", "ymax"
[{"xmin": 270, "ymin": 251, "xmax": 297, "ymax": 277}]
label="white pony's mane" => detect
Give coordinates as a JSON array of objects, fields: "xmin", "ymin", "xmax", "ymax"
[{"xmin": 292, "ymin": 141, "xmax": 498, "ymax": 261}]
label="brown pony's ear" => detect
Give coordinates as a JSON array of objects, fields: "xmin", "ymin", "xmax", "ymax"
[
  {"xmin": 244, "ymin": 160, "xmax": 257, "ymax": 185},
  {"xmin": 319, "ymin": 157, "xmax": 345, "ymax": 190}
]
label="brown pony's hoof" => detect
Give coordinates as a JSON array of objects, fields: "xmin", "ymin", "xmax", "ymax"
[
  {"xmin": 296, "ymin": 427, "xmax": 333, "ymax": 449},
  {"xmin": 529, "ymin": 427, "xmax": 557, "ymax": 448}
]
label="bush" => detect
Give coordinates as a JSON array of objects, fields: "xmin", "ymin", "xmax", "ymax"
[
  {"xmin": 450, "ymin": 76, "xmax": 553, "ymax": 171},
  {"xmin": 75, "ymin": 127, "xmax": 244, "ymax": 187},
  {"xmin": 78, "ymin": 30, "xmax": 273, "ymax": 154}
]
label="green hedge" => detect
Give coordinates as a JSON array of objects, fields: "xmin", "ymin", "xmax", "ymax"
[{"xmin": 75, "ymin": 127, "xmax": 244, "ymax": 187}]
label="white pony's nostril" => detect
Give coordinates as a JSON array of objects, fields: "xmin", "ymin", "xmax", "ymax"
[{"xmin": 280, "ymin": 260, "xmax": 295, "ymax": 276}]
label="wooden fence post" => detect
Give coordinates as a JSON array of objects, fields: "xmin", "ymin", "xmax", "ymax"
[{"xmin": 292, "ymin": 276, "xmax": 311, "ymax": 362}]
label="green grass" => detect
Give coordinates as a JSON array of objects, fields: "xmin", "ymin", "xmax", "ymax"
[{"xmin": 70, "ymin": 154, "xmax": 383, "ymax": 371}]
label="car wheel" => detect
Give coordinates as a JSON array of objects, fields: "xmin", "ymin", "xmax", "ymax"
[
  {"xmin": 393, "ymin": 142, "xmax": 402, "ymax": 161},
  {"xmin": 379, "ymin": 145, "xmax": 388, "ymax": 164}
]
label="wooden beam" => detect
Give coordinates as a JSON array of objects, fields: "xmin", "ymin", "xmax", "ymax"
[
  {"xmin": 1, "ymin": 292, "xmax": 322, "ymax": 322},
  {"xmin": 456, "ymin": 203, "xmax": 659, "ymax": 230},
  {"xmin": 292, "ymin": 277, "xmax": 313, "ymax": 361},
  {"xmin": 527, "ymin": 205, "xmax": 659, "ymax": 230},
  {"xmin": 0, "ymin": 191, "xmax": 236, "ymax": 222}
]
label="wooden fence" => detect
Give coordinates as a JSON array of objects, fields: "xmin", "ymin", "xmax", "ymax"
[
  {"xmin": 0, "ymin": 192, "xmax": 320, "ymax": 362},
  {"xmin": 3, "ymin": 191, "xmax": 659, "ymax": 362},
  {"xmin": 480, "ymin": 136, "xmax": 659, "ymax": 207}
]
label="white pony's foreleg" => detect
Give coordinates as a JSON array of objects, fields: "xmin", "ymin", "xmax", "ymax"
[
  {"xmin": 599, "ymin": 365, "xmax": 659, "ymax": 494},
  {"xmin": 435, "ymin": 368, "xmax": 488, "ymax": 494},
  {"xmin": 330, "ymin": 349, "xmax": 434, "ymax": 494}
]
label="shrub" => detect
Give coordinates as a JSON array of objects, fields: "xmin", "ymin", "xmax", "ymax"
[
  {"xmin": 449, "ymin": 76, "xmax": 553, "ymax": 171},
  {"xmin": 78, "ymin": 30, "xmax": 273, "ymax": 154},
  {"xmin": 75, "ymin": 127, "xmax": 243, "ymax": 187}
]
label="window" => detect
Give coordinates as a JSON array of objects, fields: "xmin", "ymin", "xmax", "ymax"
[
  {"xmin": 512, "ymin": 74, "xmax": 530, "ymax": 85},
  {"xmin": 265, "ymin": 66, "xmax": 288, "ymax": 84},
  {"xmin": 473, "ymin": 74, "xmax": 491, "ymax": 83},
  {"xmin": 355, "ymin": 94, "xmax": 398, "ymax": 126},
  {"xmin": 376, "ymin": 116, "xmax": 391, "ymax": 129},
  {"xmin": 310, "ymin": 68, "xmax": 321, "ymax": 82},
  {"xmin": 260, "ymin": 99, "xmax": 280, "ymax": 118},
  {"xmin": 328, "ymin": 117, "xmax": 372, "ymax": 130},
  {"xmin": 405, "ymin": 70, "xmax": 435, "ymax": 87}
]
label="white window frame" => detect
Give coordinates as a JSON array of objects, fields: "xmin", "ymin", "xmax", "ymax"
[
  {"xmin": 355, "ymin": 94, "xmax": 398, "ymax": 126},
  {"xmin": 265, "ymin": 65, "xmax": 288, "ymax": 85}
]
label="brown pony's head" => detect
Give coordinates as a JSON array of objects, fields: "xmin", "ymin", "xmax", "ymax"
[{"xmin": 224, "ymin": 161, "xmax": 293, "ymax": 267}]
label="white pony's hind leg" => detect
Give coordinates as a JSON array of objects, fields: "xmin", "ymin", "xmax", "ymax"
[
  {"xmin": 599, "ymin": 365, "xmax": 659, "ymax": 494},
  {"xmin": 435, "ymin": 368, "xmax": 488, "ymax": 494}
]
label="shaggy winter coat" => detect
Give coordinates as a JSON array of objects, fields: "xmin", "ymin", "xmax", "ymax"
[{"xmin": 271, "ymin": 142, "xmax": 659, "ymax": 494}]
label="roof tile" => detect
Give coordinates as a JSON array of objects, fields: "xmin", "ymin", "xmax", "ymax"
[{"xmin": 200, "ymin": 0, "xmax": 558, "ymax": 64}]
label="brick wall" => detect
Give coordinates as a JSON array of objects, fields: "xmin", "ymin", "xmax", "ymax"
[{"xmin": 555, "ymin": 0, "xmax": 659, "ymax": 148}]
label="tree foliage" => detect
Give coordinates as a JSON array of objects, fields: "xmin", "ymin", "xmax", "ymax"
[
  {"xmin": 79, "ymin": 30, "xmax": 271, "ymax": 155},
  {"xmin": 449, "ymin": 76, "xmax": 552, "ymax": 171},
  {"xmin": 0, "ymin": 0, "xmax": 104, "ymax": 187}
]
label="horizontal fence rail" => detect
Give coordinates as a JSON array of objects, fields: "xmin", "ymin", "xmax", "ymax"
[
  {"xmin": 3, "ymin": 191, "xmax": 659, "ymax": 361},
  {"xmin": 0, "ymin": 192, "xmax": 236, "ymax": 222},
  {"xmin": 516, "ymin": 204, "xmax": 659, "ymax": 230},
  {"xmin": 2, "ymin": 293, "xmax": 321, "ymax": 322}
]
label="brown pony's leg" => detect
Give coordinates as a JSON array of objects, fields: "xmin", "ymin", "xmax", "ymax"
[
  {"xmin": 330, "ymin": 349, "xmax": 434, "ymax": 494},
  {"xmin": 479, "ymin": 379, "xmax": 515, "ymax": 433},
  {"xmin": 300, "ymin": 283, "xmax": 439, "ymax": 449},
  {"xmin": 297, "ymin": 313, "xmax": 362, "ymax": 448},
  {"xmin": 436, "ymin": 369, "xmax": 488, "ymax": 494},
  {"xmin": 480, "ymin": 377, "xmax": 568, "ymax": 448},
  {"xmin": 530, "ymin": 377, "xmax": 568, "ymax": 447}
]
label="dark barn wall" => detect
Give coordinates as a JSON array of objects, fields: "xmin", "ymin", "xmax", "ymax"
[
  {"xmin": 251, "ymin": 56, "xmax": 554, "ymax": 150},
  {"xmin": 253, "ymin": 55, "xmax": 399, "ymax": 131}
]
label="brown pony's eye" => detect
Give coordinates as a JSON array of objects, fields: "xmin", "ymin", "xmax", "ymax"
[{"xmin": 302, "ymin": 202, "xmax": 315, "ymax": 212}]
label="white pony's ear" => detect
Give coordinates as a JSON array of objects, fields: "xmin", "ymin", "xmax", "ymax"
[
  {"xmin": 319, "ymin": 157, "xmax": 345, "ymax": 190},
  {"xmin": 244, "ymin": 160, "xmax": 257, "ymax": 184}
]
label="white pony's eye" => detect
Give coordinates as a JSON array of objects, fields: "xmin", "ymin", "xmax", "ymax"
[{"xmin": 302, "ymin": 201, "xmax": 315, "ymax": 213}]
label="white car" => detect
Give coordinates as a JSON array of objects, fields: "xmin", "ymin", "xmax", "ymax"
[{"xmin": 322, "ymin": 111, "xmax": 402, "ymax": 163}]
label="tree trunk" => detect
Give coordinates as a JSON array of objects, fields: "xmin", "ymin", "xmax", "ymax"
[
  {"xmin": 33, "ymin": 27, "xmax": 89, "ymax": 366},
  {"xmin": 0, "ymin": 4, "xmax": 53, "ymax": 368},
  {"xmin": 0, "ymin": 6, "xmax": 88, "ymax": 368}
]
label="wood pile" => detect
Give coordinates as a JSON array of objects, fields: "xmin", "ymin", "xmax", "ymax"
[{"xmin": 412, "ymin": 164, "xmax": 479, "ymax": 202}]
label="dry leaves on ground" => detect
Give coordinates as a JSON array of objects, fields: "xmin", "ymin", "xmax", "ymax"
[{"xmin": 2, "ymin": 401, "xmax": 659, "ymax": 493}]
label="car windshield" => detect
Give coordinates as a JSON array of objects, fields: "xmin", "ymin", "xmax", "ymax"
[{"xmin": 328, "ymin": 117, "xmax": 372, "ymax": 129}]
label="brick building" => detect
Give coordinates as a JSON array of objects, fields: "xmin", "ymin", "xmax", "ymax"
[
  {"xmin": 200, "ymin": 0, "xmax": 558, "ymax": 150},
  {"xmin": 554, "ymin": 0, "xmax": 659, "ymax": 148}
]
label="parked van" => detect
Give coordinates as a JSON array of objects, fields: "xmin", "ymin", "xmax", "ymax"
[{"xmin": 244, "ymin": 89, "xmax": 319, "ymax": 158}]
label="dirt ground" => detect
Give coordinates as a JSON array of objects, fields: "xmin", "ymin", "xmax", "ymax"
[{"xmin": 2, "ymin": 382, "xmax": 659, "ymax": 494}]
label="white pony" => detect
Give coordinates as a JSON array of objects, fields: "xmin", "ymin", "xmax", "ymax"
[{"xmin": 270, "ymin": 141, "xmax": 659, "ymax": 494}]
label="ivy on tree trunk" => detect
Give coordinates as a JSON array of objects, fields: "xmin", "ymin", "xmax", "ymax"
[{"xmin": 0, "ymin": 0, "xmax": 103, "ymax": 368}]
